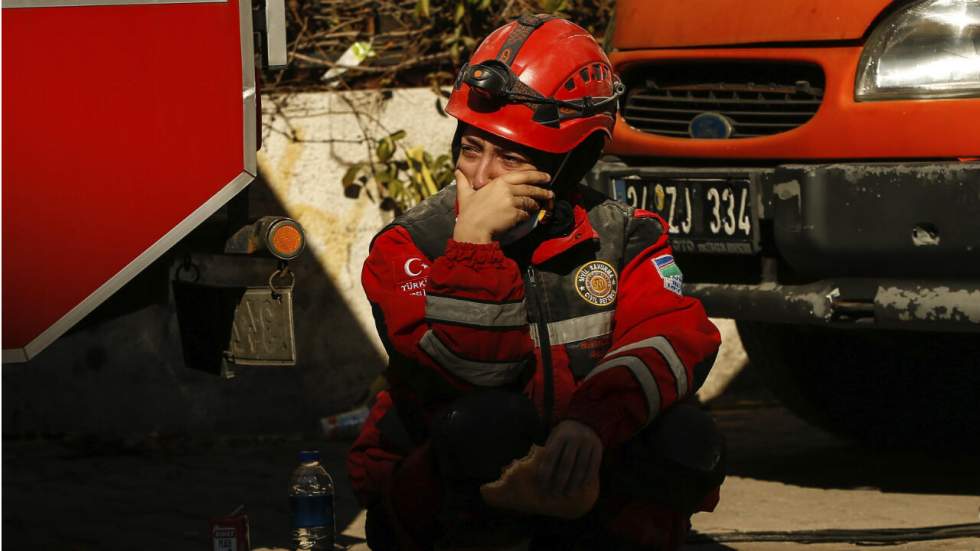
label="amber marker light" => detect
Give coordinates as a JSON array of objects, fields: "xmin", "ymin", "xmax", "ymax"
[{"xmin": 267, "ymin": 219, "xmax": 305, "ymax": 260}]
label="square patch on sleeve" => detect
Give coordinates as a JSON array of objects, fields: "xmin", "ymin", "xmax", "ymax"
[{"xmin": 652, "ymin": 254, "xmax": 684, "ymax": 296}]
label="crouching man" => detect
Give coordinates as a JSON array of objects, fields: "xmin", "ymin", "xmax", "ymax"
[{"xmin": 348, "ymin": 15, "xmax": 725, "ymax": 551}]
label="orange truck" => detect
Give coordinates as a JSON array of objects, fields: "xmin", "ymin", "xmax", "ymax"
[{"xmin": 595, "ymin": 0, "xmax": 980, "ymax": 446}]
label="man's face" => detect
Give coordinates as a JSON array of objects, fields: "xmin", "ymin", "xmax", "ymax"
[{"xmin": 455, "ymin": 126, "xmax": 552, "ymax": 190}]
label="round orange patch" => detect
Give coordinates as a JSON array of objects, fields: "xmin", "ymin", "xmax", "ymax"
[{"xmin": 574, "ymin": 261, "xmax": 618, "ymax": 307}]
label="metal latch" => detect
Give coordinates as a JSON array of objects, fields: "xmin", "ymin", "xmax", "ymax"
[{"xmin": 253, "ymin": 0, "xmax": 287, "ymax": 70}]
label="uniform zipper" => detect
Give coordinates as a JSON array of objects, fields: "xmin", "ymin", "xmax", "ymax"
[{"xmin": 526, "ymin": 265, "xmax": 554, "ymax": 436}]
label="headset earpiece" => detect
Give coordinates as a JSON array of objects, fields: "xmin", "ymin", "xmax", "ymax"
[{"xmin": 464, "ymin": 61, "xmax": 515, "ymax": 99}]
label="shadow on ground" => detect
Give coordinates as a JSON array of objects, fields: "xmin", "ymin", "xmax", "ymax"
[
  {"xmin": 684, "ymin": 532, "xmax": 738, "ymax": 550},
  {"xmin": 6, "ymin": 365, "xmax": 978, "ymax": 549},
  {"xmin": 2, "ymin": 436, "xmax": 365, "ymax": 550},
  {"xmin": 707, "ymin": 365, "xmax": 980, "ymax": 497}
]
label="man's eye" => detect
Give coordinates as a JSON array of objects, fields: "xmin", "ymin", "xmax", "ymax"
[
  {"xmin": 461, "ymin": 144, "xmax": 480, "ymax": 154},
  {"xmin": 503, "ymin": 156, "xmax": 527, "ymax": 164}
]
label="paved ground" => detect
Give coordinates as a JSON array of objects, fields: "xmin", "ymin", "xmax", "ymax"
[
  {"xmin": 686, "ymin": 405, "xmax": 980, "ymax": 550},
  {"xmin": 4, "ymin": 326, "xmax": 979, "ymax": 551},
  {"xmin": 5, "ymin": 385, "xmax": 979, "ymax": 550}
]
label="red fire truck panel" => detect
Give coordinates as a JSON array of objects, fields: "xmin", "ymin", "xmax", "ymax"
[{"xmin": 2, "ymin": 0, "xmax": 257, "ymax": 361}]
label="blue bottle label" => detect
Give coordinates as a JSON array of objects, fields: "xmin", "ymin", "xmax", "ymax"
[{"xmin": 290, "ymin": 495, "xmax": 334, "ymax": 529}]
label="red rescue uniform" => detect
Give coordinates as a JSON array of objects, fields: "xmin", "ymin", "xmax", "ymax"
[{"xmin": 348, "ymin": 184, "xmax": 722, "ymax": 550}]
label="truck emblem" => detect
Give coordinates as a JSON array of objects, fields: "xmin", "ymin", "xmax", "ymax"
[{"xmin": 689, "ymin": 112, "xmax": 733, "ymax": 139}]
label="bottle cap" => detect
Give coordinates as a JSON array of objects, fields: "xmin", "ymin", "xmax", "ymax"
[{"xmin": 298, "ymin": 450, "xmax": 320, "ymax": 462}]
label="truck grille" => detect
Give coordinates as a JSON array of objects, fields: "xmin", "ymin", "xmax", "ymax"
[{"xmin": 621, "ymin": 62, "xmax": 824, "ymax": 139}]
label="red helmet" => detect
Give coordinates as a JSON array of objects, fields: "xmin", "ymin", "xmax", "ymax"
[{"xmin": 445, "ymin": 15, "xmax": 623, "ymax": 155}]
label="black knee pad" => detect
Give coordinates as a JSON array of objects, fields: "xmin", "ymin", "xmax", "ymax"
[
  {"xmin": 614, "ymin": 403, "xmax": 726, "ymax": 513},
  {"xmin": 430, "ymin": 390, "xmax": 544, "ymax": 484},
  {"xmin": 648, "ymin": 403, "xmax": 726, "ymax": 475},
  {"xmin": 364, "ymin": 504, "xmax": 400, "ymax": 551}
]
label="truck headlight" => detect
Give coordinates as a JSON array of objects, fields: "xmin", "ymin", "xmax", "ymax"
[{"xmin": 856, "ymin": 0, "xmax": 980, "ymax": 100}]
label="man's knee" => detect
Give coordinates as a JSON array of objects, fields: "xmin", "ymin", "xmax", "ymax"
[
  {"xmin": 648, "ymin": 403, "xmax": 726, "ymax": 477},
  {"xmin": 374, "ymin": 390, "xmax": 541, "ymax": 550},
  {"xmin": 612, "ymin": 403, "xmax": 726, "ymax": 514},
  {"xmin": 430, "ymin": 389, "xmax": 543, "ymax": 483},
  {"xmin": 365, "ymin": 504, "xmax": 402, "ymax": 551}
]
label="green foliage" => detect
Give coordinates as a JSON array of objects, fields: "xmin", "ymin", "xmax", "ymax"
[
  {"xmin": 273, "ymin": 0, "xmax": 614, "ymax": 211},
  {"xmin": 416, "ymin": 0, "xmax": 608, "ymax": 65},
  {"xmin": 342, "ymin": 130, "xmax": 455, "ymax": 214},
  {"xmin": 270, "ymin": 0, "xmax": 614, "ymax": 91},
  {"xmin": 538, "ymin": 0, "xmax": 568, "ymax": 12}
]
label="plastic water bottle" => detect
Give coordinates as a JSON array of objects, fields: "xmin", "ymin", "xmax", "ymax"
[{"xmin": 289, "ymin": 450, "xmax": 335, "ymax": 550}]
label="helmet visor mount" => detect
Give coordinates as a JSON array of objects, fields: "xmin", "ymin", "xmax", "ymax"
[{"xmin": 458, "ymin": 59, "xmax": 625, "ymax": 128}]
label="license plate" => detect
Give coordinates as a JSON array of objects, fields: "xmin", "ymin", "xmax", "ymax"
[{"xmin": 613, "ymin": 177, "xmax": 756, "ymax": 254}]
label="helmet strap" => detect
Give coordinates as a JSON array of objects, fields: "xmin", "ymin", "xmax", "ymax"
[
  {"xmin": 550, "ymin": 150, "xmax": 573, "ymax": 190},
  {"xmin": 495, "ymin": 14, "xmax": 557, "ymax": 66},
  {"xmin": 450, "ymin": 121, "xmax": 467, "ymax": 165}
]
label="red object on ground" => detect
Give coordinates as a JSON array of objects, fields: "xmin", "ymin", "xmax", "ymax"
[{"xmin": 209, "ymin": 506, "xmax": 251, "ymax": 551}]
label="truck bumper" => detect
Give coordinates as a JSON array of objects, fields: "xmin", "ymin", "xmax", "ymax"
[
  {"xmin": 593, "ymin": 161, "xmax": 980, "ymax": 331},
  {"xmin": 686, "ymin": 279, "xmax": 980, "ymax": 333},
  {"xmin": 766, "ymin": 162, "xmax": 980, "ymax": 278}
]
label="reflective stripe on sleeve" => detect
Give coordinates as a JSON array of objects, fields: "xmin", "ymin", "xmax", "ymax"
[
  {"xmin": 529, "ymin": 311, "xmax": 614, "ymax": 346},
  {"xmin": 418, "ymin": 330, "xmax": 526, "ymax": 386},
  {"xmin": 584, "ymin": 355, "xmax": 662, "ymax": 423},
  {"xmin": 604, "ymin": 336, "xmax": 688, "ymax": 397},
  {"xmin": 425, "ymin": 295, "xmax": 528, "ymax": 328}
]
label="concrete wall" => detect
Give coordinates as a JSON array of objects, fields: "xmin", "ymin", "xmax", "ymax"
[
  {"xmin": 2, "ymin": 87, "xmax": 744, "ymax": 436},
  {"xmin": 257, "ymin": 88, "xmax": 459, "ymax": 358}
]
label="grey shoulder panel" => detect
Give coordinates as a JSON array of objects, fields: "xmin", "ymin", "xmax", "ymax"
[
  {"xmin": 581, "ymin": 186, "xmax": 630, "ymax": 237},
  {"xmin": 623, "ymin": 212, "xmax": 667, "ymax": 268},
  {"xmin": 371, "ymin": 184, "xmax": 458, "ymax": 260},
  {"xmin": 576, "ymin": 186, "xmax": 640, "ymax": 273},
  {"xmin": 577, "ymin": 184, "xmax": 665, "ymax": 267}
]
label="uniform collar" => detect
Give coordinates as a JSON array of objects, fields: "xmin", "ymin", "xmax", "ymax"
[{"xmin": 531, "ymin": 197, "xmax": 597, "ymax": 265}]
